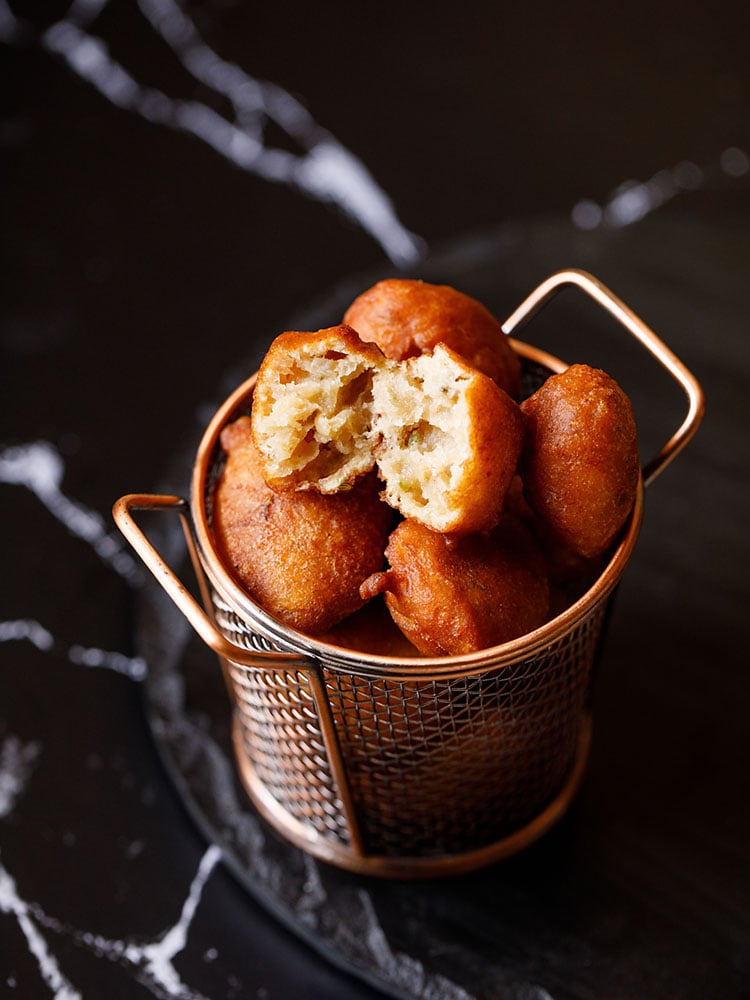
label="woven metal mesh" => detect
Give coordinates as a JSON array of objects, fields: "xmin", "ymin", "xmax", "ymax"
[
  {"xmin": 324, "ymin": 604, "xmax": 605, "ymax": 856},
  {"xmin": 210, "ymin": 583, "xmax": 607, "ymax": 857},
  {"xmin": 201, "ymin": 354, "xmax": 614, "ymax": 862},
  {"xmin": 212, "ymin": 592, "xmax": 350, "ymax": 844}
]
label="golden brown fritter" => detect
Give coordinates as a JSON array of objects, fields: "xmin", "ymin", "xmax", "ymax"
[
  {"xmin": 361, "ymin": 515, "xmax": 550, "ymax": 656},
  {"xmin": 519, "ymin": 364, "xmax": 639, "ymax": 559},
  {"xmin": 250, "ymin": 324, "xmax": 386, "ymax": 493},
  {"xmin": 372, "ymin": 344, "xmax": 525, "ymax": 535},
  {"xmin": 250, "ymin": 325, "xmax": 524, "ymax": 536},
  {"xmin": 343, "ymin": 278, "xmax": 522, "ymax": 398},
  {"xmin": 213, "ymin": 416, "xmax": 394, "ymax": 635}
]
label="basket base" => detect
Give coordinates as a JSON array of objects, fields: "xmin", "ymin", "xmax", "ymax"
[{"xmin": 231, "ymin": 716, "xmax": 592, "ymax": 879}]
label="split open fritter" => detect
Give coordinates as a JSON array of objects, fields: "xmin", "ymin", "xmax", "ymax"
[
  {"xmin": 250, "ymin": 325, "xmax": 525, "ymax": 536},
  {"xmin": 213, "ymin": 415, "xmax": 393, "ymax": 634},
  {"xmin": 250, "ymin": 324, "xmax": 384, "ymax": 493}
]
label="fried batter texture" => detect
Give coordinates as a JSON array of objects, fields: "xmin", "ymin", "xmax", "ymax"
[
  {"xmin": 213, "ymin": 416, "xmax": 393, "ymax": 634},
  {"xmin": 360, "ymin": 516, "xmax": 550, "ymax": 656},
  {"xmin": 212, "ymin": 287, "xmax": 641, "ymax": 653},
  {"xmin": 520, "ymin": 364, "xmax": 639, "ymax": 558},
  {"xmin": 343, "ymin": 278, "xmax": 521, "ymax": 398},
  {"xmin": 251, "ymin": 325, "xmax": 525, "ymax": 536}
]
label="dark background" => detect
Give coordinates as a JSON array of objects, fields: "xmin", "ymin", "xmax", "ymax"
[{"xmin": 2, "ymin": 2, "xmax": 749, "ymax": 998}]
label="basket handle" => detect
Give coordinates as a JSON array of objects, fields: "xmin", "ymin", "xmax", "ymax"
[
  {"xmin": 112, "ymin": 493, "xmax": 311, "ymax": 670},
  {"xmin": 501, "ymin": 268, "xmax": 705, "ymax": 486}
]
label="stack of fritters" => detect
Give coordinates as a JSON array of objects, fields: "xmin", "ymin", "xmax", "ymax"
[{"xmin": 213, "ymin": 279, "xmax": 639, "ymax": 655}]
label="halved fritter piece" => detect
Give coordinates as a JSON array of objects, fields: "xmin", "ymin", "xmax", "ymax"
[
  {"xmin": 372, "ymin": 344, "xmax": 525, "ymax": 535},
  {"xmin": 250, "ymin": 324, "xmax": 386, "ymax": 493},
  {"xmin": 213, "ymin": 416, "xmax": 393, "ymax": 634}
]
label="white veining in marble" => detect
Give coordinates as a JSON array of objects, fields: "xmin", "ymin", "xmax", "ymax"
[
  {"xmin": 0, "ymin": 618, "xmax": 55, "ymax": 652},
  {"xmin": 0, "ymin": 737, "xmax": 41, "ymax": 820},
  {"xmin": 0, "ymin": 0, "xmax": 423, "ymax": 267},
  {"xmin": 355, "ymin": 888, "xmax": 477, "ymax": 1000},
  {"xmin": 294, "ymin": 852, "xmax": 328, "ymax": 929},
  {"xmin": 0, "ymin": 618, "xmax": 147, "ymax": 680},
  {"xmin": 572, "ymin": 147, "xmax": 749, "ymax": 230},
  {"xmin": 132, "ymin": 844, "xmax": 221, "ymax": 997},
  {"xmin": 0, "ymin": 441, "xmax": 141, "ymax": 583},
  {"xmin": 1, "ymin": 729, "xmax": 220, "ymax": 999},
  {"xmin": 53, "ymin": 844, "xmax": 222, "ymax": 999},
  {"xmin": 0, "ymin": 434, "xmax": 236, "ymax": 997},
  {"xmin": 2, "ymin": 844, "xmax": 221, "ymax": 999},
  {"xmin": 0, "ymin": 738, "xmax": 78, "ymax": 997},
  {"xmin": 0, "ymin": 862, "xmax": 82, "ymax": 1000},
  {"xmin": 67, "ymin": 643, "xmax": 147, "ymax": 680}
]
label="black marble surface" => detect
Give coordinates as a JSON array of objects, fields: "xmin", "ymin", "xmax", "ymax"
[{"xmin": 2, "ymin": 3, "xmax": 750, "ymax": 999}]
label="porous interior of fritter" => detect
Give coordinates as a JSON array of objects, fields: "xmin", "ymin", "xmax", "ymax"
[
  {"xmin": 255, "ymin": 348, "xmax": 380, "ymax": 492},
  {"xmin": 373, "ymin": 347, "xmax": 472, "ymax": 528}
]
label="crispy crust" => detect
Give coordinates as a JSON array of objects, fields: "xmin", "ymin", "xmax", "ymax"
[
  {"xmin": 520, "ymin": 364, "xmax": 639, "ymax": 558},
  {"xmin": 217, "ymin": 300, "xmax": 640, "ymax": 650},
  {"xmin": 213, "ymin": 416, "xmax": 393, "ymax": 634},
  {"xmin": 343, "ymin": 278, "xmax": 521, "ymax": 398},
  {"xmin": 361, "ymin": 515, "xmax": 550, "ymax": 656}
]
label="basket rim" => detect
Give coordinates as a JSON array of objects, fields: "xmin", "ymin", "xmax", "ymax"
[{"xmin": 190, "ymin": 338, "xmax": 644, "ymax": 680}]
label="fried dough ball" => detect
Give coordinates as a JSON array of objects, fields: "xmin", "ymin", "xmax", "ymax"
[
  {"xmin": 372, "ymin": 344, "xmax": 525, "ymax": 535},
  {"xmin": 251, "ymin": 327, "xmax": 524, "ymax": 536},
  {"xmin": 361, "ymin": 515, "xmax": 550, "ymax": 656},
  {"xmin": 213, "ymin": 416, "xmax": 393, "ymax": 635},
  {"xmin": 250, "ymin": 324, "xmax": 385, "ymax": 493},
  {"xmin": 520, "ymin": 364, "xmax": 639, "ymax": 559},
  {"xmin": 344, "ymin": 278, "xmax": 522, "ymax": 398}
]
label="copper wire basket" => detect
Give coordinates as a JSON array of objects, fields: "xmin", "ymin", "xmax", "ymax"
[{"xmin": 114, "ymin": 270, "xmax": 704, "ymax": 878}]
